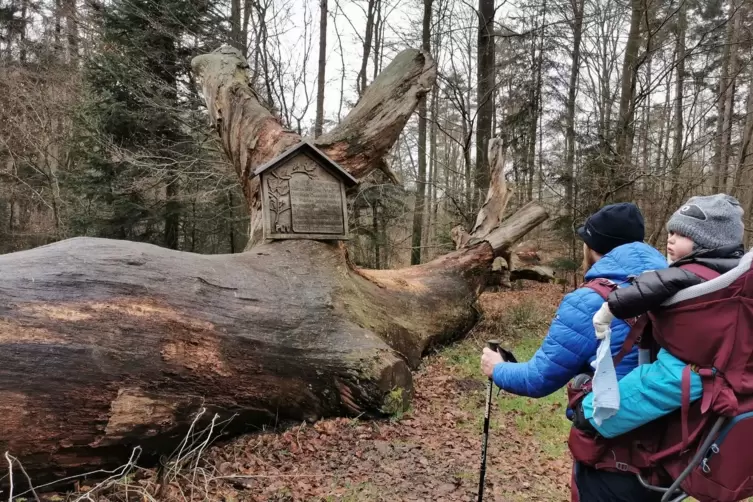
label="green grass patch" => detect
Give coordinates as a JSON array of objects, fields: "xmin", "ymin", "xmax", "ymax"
[
  {"xmin": 494, "ymin": 334, "xmax": 570, "ymax": 457},
  {"xmin": 443, "ymin": 297, "xmax": 569, "ymax": 457}
]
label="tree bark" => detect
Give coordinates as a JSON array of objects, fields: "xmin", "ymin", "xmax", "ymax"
[
  {"xmin": 613, "ymin": 0, "xmax": 644, "ymax": 200},
  {"xmin": 716, "ymin": 0, "xmax": 742, "ymax": 192},
  {"xmin": 314, "ymin": 0, "xmax": 327, "ymax": 138},
  {"xmin": 165, "ymin": 178, "xmax": 180, "ymax": 250},
  {"xmin": 0, "ymin": 45, "xmax": 548, "ymax": 486},
  {"xmin": 0, "ymin": 205, "xmax": 546, "ymax": 485},
  {"xmin": 241, "ymin": 0, "xmax": 252, "ymax": 57},
  {"xmin": 411, "ymin": 0, "xmax": 432, "ymax": 265},
  {"xmin": 564, "ymin": 0, "xmax": 584, "ymax": 260},
  {"xmin": 357, "ymin": 0, "xmax": 376, "ymax": 97},
  {"xmin": 192, "ymin": 46, "xmax": 434, "ymax": 248},
  {"xmin": 669, "ymin": 2, "xmax": 686, "ymax": 213},
  {"xmin": 732, "ymin": 64, "xmax": 753, "ymax": 247},
  {"xmin": 475, "ymin": 0, "xmax": 495, "ymax": 209},
  {"xmin": 62, "ymin": 0, "xmax": 77, "ymax": 63},
  {"xmin": 230, "ymin": 0, "xmax": 242, "ymax": 51},
  {"xmin": 712, "ymin": 1, "xmax": 740, "ymax": 191}
]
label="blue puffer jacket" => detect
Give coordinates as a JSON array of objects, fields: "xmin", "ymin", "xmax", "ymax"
[{"xmin": 492, "ymin": 242, "xmax": 668, "ymax": 398}]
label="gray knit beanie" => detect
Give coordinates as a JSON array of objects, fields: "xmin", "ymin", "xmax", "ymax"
[{"xmin": 666, "ymin": 194, "xmax": 744, "ymax": 250}]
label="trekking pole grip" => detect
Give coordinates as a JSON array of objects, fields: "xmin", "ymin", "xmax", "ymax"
[{"xmin": 487, "ymin": 340, "xmax": 500, "ymax": 353}]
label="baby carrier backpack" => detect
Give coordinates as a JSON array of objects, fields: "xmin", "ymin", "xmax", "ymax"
[{"xmin": 567, "ymin": 252, "xmax": 753, "ymax": 502}]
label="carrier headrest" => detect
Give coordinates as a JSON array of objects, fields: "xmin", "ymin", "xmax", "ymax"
[{"xmin": 663, "ymin": 249, "xmax": 753, "ymax": 306}]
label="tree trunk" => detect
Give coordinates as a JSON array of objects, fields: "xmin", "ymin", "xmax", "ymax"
[
  {"xmin": 0, "ymin": 211, "xmax": 546, "ymax": 487},
  {"xmin": 192, "ymin": 46, "xmax": 433, "ymax": 248},
  {"xmin": 165, "ymin": 178, "xmax": 180, "ymax": 250},
  {"xmin": 527, "ymin": 21, "xmax": 543, "ymax": 202},
  {"xmin": 717, "ymin": 1, "xmax": 742, "ymax": 192},
  {"xmin": 734, "ymin": 70, "xmax": 753, "ymax": 191},
  {"xmin": 564, "ymin": 0, "xmax": 584, "ymax": 257},
  {"xmin": 475, "ymin": 0, "xmax": 495, "ymax": 209},
  {"xmin": 411, "ymin": 0, "xmax": 432, "ymax": 265},
  {"xmin": 372, "ymin": 0, "xmax": 382, "ymax": 81},
  {"xmin": 713, "ymin": 2, "xmax": 738, "ymax": 191},
  {"xmin": 230, "ymin": 0, "xmax": 242, "ymax": 51},
  {"xmin": 732, "ymin": 64, "xmax": 753, "ymax": 247},
  {"xmin": 0, "ymin": 45, "xmax": 548, "ymax": 486},
  {"xmin": 62, "ymin": 0, "xmax": 77, "ymax": 63},
  {"xmin": 242, "ymin": 0, "xmax": 252, "ymax": 57},
  {"xmin": 668, "ymin": 2, "xmax": 686, "ymax": 214},
  {"xmin": 314, "ymin": 0, "xmax": 327, "ymax": 138},
  {"xmin": 613, "ymin": 0, "xmax": 644, "ymax": 200},
  {"xmin": 357, "ymin": 0, "xmax": 376, "ymax": 97},
  {"xmin": 427, "ymin": 84, "xmax": 439, "ymax": 253}
]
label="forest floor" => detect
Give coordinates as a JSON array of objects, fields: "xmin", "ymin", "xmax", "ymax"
[{"xmin": 45, "ymin": 282, "xmax": 573, "ymax": 502}]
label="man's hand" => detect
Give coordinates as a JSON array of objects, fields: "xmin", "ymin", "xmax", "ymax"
[{"xmin": 481, "ymin": 347, "xmax": 504, "ymax": 378}]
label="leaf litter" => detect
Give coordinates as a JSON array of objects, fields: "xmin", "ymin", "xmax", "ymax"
[{"xmin": 199, "ymin": 283, "xmax": 571, "ymax": 501}]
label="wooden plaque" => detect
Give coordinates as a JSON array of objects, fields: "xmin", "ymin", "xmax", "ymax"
[{"xmin": 256, "ymin": 142, "xmax": 354, "ymax": 241}]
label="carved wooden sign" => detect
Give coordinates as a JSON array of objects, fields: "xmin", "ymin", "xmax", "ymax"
[{"xmin": 255, "ymin": 141, "xmax": 358, "ymax": 240}]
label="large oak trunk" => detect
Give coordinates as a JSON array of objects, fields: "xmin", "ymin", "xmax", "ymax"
[{"xmin": 0, "ymin": 46, "xmax": 547, "ymax": 489}]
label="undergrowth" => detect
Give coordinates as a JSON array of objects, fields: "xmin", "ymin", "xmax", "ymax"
[{"xmin": 441, "ymin": 294, "xmax": 570, "ymax": 458}]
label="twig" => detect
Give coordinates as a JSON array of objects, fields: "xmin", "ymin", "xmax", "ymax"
[
  {"xmin": 4, "ymin": 454, "xmax": 39, "ymax": 502},
  {"xmin": 5, "ymin": 452, "xmax": 13, "ymax": 502}
]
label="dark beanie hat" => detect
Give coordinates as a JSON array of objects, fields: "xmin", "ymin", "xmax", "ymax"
[{"xmin": 577, "ymin": 202, "xmax": 645, "ymax": 255}]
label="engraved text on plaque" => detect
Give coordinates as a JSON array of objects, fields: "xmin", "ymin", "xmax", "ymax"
[{"xmin": 289, "ymin": 177, "xmax": 344, "ymax": 234}]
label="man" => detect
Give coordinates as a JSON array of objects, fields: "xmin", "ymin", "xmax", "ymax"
[{"xmin": 480, "ymin": 202, "xmax": 668, "ymax": 501}]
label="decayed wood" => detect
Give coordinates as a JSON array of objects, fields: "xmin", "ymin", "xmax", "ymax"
[
  {"xmin": 511, "ymin": 266, "xmax": 556, "ymax": 283},
  {"xmin": 192, "ymin": 46, "xmax": 436, "ymax": 248},
  {"xmin": 0, "ymin": 47, "xmax": 547, "ymax": 488},
  {"xmin": 451, "ymin": 139, "xmax": 543, "ymax": 291},
  {"xmin": 470, "ymin": 138, "xmax": 512, "ymax": 239},
  {"xmin": 0, "ymin": 198, "xmax": 545, "ymax": 485}
]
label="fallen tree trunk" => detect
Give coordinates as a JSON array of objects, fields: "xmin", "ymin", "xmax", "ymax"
[
  {"xmin": 0, "ymin": 205, "xmax": 544, "ymax": 485},
  {"xmin": 0, "ymin": 46, "xmax": 548, "ymax": 489}
]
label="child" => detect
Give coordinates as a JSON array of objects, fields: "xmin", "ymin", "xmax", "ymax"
[{"xmin": 572, "ymin": 194, "xmax": 745, "ymax": 438}]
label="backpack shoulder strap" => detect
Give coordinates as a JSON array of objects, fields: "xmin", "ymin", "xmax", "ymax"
[
  {"xmin": 582, "ymin": 278, "xmax": 618, "ymax": 300},
  {"xmin": 582, "ymin": 279, "xmax": 637, "ymax": 328},
  {"xmin": 678, "ymin": 263, "xmax": 721, "ymax": 282},
  {"xmin": 613, "ymin": 315, "xmax": 648, "ymax": 365},
  {"xmin": 582, "ymin": 279, "xmax": 645, "ymax": 364}
]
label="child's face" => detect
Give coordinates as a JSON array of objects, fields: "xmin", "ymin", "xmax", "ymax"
[{"xmin": 667, "ymin": 232, "xmax": 694, "ymax": 262}]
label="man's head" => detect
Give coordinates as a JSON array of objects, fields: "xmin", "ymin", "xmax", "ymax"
[
  {"xmin": 577, "ymin": 203, "xmax": 646, "ymax": 265},
  {"xmin": 666, "ymin": 194, "xmax": 744, "ymax": 262}
]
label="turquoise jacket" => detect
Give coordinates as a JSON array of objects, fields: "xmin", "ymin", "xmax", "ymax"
[{"xmin": 582, "ymin": 349, "xmax": 703, "ymax": 438}]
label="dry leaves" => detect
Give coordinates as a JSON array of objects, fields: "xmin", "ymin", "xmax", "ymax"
[{"xmin": 197, "ymin": 286, "xmax": 572, "ymax": 502}]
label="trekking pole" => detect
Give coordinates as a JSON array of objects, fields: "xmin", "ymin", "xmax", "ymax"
[{"xmin": 478, "ymin": 339, "xmax": 500, "ymax": 502}]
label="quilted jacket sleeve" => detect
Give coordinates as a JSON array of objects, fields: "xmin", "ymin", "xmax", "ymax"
[
  {"xmin": 606, "ymin": 268, "xmax": 704, "ymax": 319},
  {"xmin": 492, "ymin": 290, "xmax": 600, "ymax": 398}
]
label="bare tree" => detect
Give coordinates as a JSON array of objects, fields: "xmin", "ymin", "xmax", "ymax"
[
  {"xmin": 410, "ymin": 0, "xmax": 433, "ymax": 265},
  {"xmin": 613, "ymin": 0, "xmax": 645, "ymax": 200},
  {"xmin": 564, "ymin": 0, "xmax": 584, "ymax": 255},
  {"xmin": 475, "ymin": 0, "xmax": 494, "ymax": 208},
  {"xmin": 314, "ymin": 0, "xmax": 327, "ymax": 137}
]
